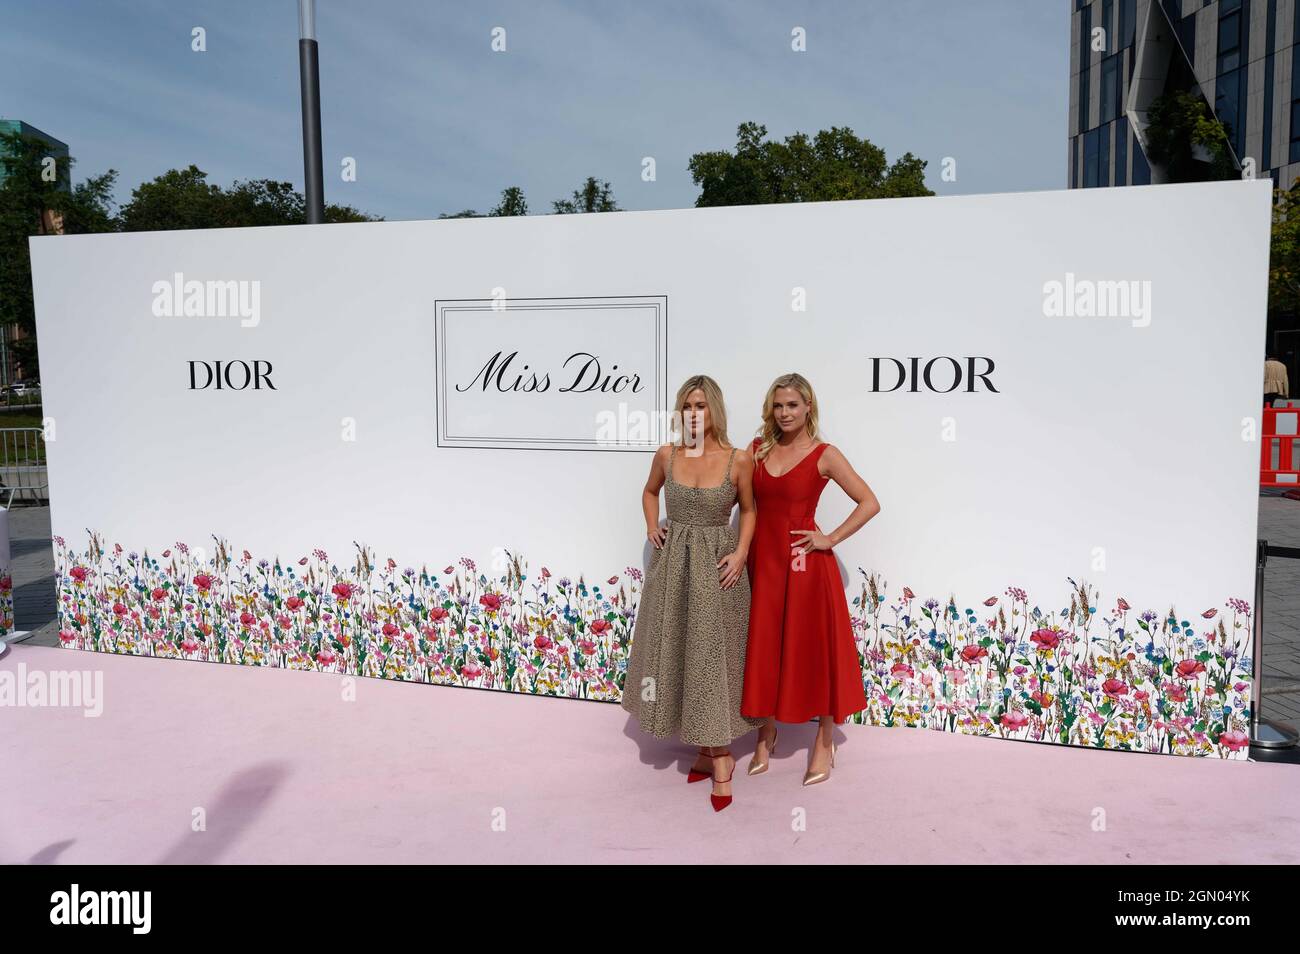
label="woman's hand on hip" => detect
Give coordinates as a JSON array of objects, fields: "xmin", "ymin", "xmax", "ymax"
[
  {"xmin": 790, "ymin": 529, "xmax": 832, "ymax": 555},
  {"xmin": 647, "ymin": 524, "xmax": 667, "ymax": 549}
]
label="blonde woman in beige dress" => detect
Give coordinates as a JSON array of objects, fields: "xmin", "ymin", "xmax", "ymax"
[{"xmin": 621, "ymin": 375, "xmax": 764, "ymax": 811}]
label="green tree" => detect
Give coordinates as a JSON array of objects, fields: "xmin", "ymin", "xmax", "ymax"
[
  {"xmin": 553, "ymin": 176, "xmax": 619, "ymax": 213},
  {"xmin": 0, "ymin": 131, "xmax": 117, "ymax": 380},
  {"xmin": 1143, "ymin": 90, "xmax": 1236, "ymax": 182},
  {"xmin": 490, "ymin": 186, "xmax": 528, "ymax": 216},
  {"xmin": 59, "ymin": 170, "xmax": 119, "ymax": 234},
  {"xmin": 689, "ymin": 121, "xmax": 934, "ymax": 207},
  {"xmin": 1270, "ymin": 188, "xmax": 1300, "ymax": 317},
  {"xmin": 117, "ymin": 165, "xmax": 223, "ymax": 231},
  {"xmin": 118, "ymin": 165, "xmax": 376, "ymax": 230}
]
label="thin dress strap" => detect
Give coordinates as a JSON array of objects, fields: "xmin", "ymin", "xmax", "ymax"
[
  {"xmin": 725, "ymin": 445, "xmax": 737, "ymax": 485},
  {"xmin": 666, "ymin": 443, "xmax": 677, "ymax": 483}
]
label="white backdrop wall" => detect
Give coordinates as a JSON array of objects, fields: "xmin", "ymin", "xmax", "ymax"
[{"xmin": 29, "ymin": 180, "xmax": 1271, "ymax": 758}]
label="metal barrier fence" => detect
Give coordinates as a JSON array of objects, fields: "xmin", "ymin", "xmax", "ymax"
[{"xmin": 0, "ymin": 427, "xmax": 48, "ymax": 506}]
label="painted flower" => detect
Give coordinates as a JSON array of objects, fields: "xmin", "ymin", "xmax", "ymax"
[
  {"xmin": 1101, "ymin": 678, "xmax": 1129, "ymax": 699},
  {"xmin": 1218, "ymin": 730, "xmax": 1249, "ymax": 751},
  {"xmin": 1000, "ymin": 710, "xmax": 1029, "ymax": 730},
  {"xmin": 1030, "ymin": 628, "xmax": 1060, "ymax": 652},
  {"xmin": 959, "ymin": 645, "xmax": 988, "ymax": 664},
  {"xmin": 1174, "ymin": 659, "xmax": 1207, "ymax": 680}
]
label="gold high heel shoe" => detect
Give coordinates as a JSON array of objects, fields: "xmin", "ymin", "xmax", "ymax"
[
  {"xmin": 802, "ymin": 739, "xmax": 836, "ymax": 786},
  {"xmin": 747, "ymin": 726, "xmax": 779, "ymax": 776}
]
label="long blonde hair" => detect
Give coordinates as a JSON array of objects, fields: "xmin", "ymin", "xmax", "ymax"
[
  {"xmin": 755, "ymin": 372, "xmax": 820, "ymax": 460},
  {"xmin": 672, "ymin": 374, "xmax": 731, "ymax": 448}
]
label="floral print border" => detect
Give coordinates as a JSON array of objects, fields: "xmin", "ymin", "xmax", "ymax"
[
  {"xmin": 53, "ymin": 532, "xmax": 1254, "ymax": 759},
  {"xmin": 0, "ymin": 568, "xmax": 12, "ymax": 637}
]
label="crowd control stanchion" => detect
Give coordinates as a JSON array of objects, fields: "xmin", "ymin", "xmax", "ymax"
[{"xmin": 1252, "ymin": 538, "xmax": 1300, "ymax": 750}]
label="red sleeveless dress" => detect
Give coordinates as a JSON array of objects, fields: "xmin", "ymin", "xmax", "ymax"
[{"xmin": 741, "ymin": 439, "xmax": 868, "ymax": 724}]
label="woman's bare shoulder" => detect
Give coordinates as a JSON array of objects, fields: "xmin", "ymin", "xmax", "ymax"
[
  {"xmin": 649, "ymin": 443, "xmax": 675, "ymax": 466},
  {"xmin": 817, "ymin": 442, "xmax": 847, "ymax": 468}
]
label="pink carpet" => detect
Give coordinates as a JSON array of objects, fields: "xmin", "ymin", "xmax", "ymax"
[{"xmin": 2, "ymin": 641, "xmax": 1297, "ymax": 864}]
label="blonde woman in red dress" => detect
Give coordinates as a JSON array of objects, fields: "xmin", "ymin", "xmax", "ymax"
[{"xmin": 741, "ymin": 373, "xmax": 881, "ymax": 785}]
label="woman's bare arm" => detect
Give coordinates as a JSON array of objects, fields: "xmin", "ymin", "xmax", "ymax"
[
  {"xmin": 718, "ymin": 448, "xmax": 755, "ymax": 588},
  {"xmin": 820, "ymin": 445, "xmax": 880, "ymax": 546},
  {"xmin": 791, "ymin": 444, "xmax": 881, "ymax": 554},
  {"xmin": 644, "ymin": 444, "xmax": 671, "ymax": 548}
]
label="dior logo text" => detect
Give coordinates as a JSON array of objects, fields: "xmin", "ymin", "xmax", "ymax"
[
  {"xmin": 870, "ymin": 357, "xmax": 999, "ymax": 393},
  {"xmin": 152, "ymin": 271, "xmax": 261, "ymax": 327},
  {"xmin": 455, "ymin": 350, "xmax": 645, "ymax": 394},
  {"xmin": 188, "ymin": 360, "xmax": 277, "ymax": 390},
  {"xmin": 1042, "ymin": 272, "xmax": 1151, "ymax": 327},
  {"xmin": 49, "ymin": 884, "xmax": 151, "ymax": 934}
]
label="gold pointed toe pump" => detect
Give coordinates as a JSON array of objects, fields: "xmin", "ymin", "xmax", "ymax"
[
  {"xmin": 802, "ymin": 740, "xmax": 836, "ymax": 787},
  {"xmin": 747, "ymin": 727, "xmax": 779, "ymax": 776}
]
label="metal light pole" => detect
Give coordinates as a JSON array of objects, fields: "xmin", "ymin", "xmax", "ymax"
[{"xmin": 298, "ymin": 0, "xmax": 325, "ymax": 224}]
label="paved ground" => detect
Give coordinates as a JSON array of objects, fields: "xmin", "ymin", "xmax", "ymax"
[
  {"xmin": 10, "ymin": 499, "xmax": 1300, "ymax": 735},
  {"xmin": 7, "ymin": 505, "xmax": 57, "ymax": 646},
  {"xmin": 1258, "ymin": 489, "xmax": 1300, "ymax": 728}
]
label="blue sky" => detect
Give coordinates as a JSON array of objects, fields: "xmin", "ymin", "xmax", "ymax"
[{"xmin": 2, "ymin": 0, "xmax": 1068, "ymax": 220}]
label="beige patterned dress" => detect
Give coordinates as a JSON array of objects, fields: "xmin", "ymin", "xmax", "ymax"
[{"xmin": 621, "ymin": 445, "xmax": 765, "ymax": 747}]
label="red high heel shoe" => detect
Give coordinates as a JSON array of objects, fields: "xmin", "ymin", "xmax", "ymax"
[
  {"xmin": 686, "ymin": 751, "xmax": 714, "ymax": 783},
  {"xmin": 710, "ymin": 750, "xmax": 736, "ymax": 812}
]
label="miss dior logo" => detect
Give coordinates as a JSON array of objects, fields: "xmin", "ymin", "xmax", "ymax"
[
  {"xmin": 455, "ymin": 350, "xmax": 646, "ymax": 395},
  {"xmin": 436, "ymin": 296, "xmax": 667, "ymax": 452}
]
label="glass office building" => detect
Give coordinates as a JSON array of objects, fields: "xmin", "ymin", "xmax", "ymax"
[
  {"xmin": 1069, "ymin": 0, "xmax": 1300, "ymax": 190},
  {"xmin": 0, "ymin": 118, "xmax": 69, "ymax": 191}
]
